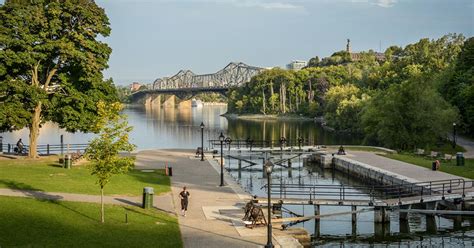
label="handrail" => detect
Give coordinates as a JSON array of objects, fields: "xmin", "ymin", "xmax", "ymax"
[
  {"xmin": 266, "ymin": 178, "xmax": 473, "ymax": 203},
  {"xmin": 0, "ymin": 143, "xmax": 89, "ymax": 155}
]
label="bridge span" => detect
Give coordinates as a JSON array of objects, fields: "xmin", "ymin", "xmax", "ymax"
[{"xmin": 131, "ymin": 62, "xmax": 265, "ymax": 105}]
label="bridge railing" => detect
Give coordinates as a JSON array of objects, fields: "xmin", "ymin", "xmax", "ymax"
[
  {"xmin": 209, "ymin": 139, "xmax": 317, "ymax": 150},
  {"xmin": 267, "ymin": 178, "xmax": 474, "ymax": 204}
]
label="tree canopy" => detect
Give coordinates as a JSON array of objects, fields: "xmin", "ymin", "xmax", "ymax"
[
  {"xmin": 0, "ymin": 0, "xmax": 117, "ymax": 157},
  {"xmin": 227, "ymin": 34, "xmax": 470, "ymax": 149}
]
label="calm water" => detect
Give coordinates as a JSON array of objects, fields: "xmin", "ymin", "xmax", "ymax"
[
  {"xmin": 0, "ymin": 105, "xmax": 359, "ymax": 149},
  {"xmin": 1, "ymin": 105, "xmax": 473, "ymax": 246}
]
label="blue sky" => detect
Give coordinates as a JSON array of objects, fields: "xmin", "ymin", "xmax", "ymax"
[{"xmin": 3, "ymin": 0, "xmax": 473, "ymax": 85}]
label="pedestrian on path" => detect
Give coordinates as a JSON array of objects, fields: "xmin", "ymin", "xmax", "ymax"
[{"xmin": 180, "ymin": 186, "xmax": 190, "ymax": 216}]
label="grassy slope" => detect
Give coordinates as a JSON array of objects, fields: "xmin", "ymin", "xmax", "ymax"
[
  {"xmin": 0, "ymin": 196, "xmax": 182, "ymax": 247},
  {"xmin": 383, "ymin": 153, "xmax": 474, "ymax": 179},
  {"xmin": 0, "ymin": 156, "xmax": 170, "ymax": 196}
]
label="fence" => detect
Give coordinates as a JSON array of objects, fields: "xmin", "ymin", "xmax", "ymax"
[{"xmin": 0, "ymin": 142, "xmax": 88, "ymax": 156}]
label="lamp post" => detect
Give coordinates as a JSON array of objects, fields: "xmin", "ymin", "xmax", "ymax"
[
  {"xmin": 453, "ymin": 123, "xmax": 457, "ymax": 149},
  {"xmin": 297, "ymin": 137, "xmax": 303, "ymax": 150},
  {"xmin": 225, "ymin": 137, "xmax": 232, "ymax": 152},
  {"xmin": 279, "ymin": 137, "xmax": 287, "ymax": 152},
  {"xmin": 200, "ymin": 122, "xmax": 205, "ymax": 161},
  {"xmin": 264, "ymin": 160, "xmax": 274, "ymax": 248},
  {"xmin": 219, "ymin": 132, "xmax": 225, "ymax": 187}
]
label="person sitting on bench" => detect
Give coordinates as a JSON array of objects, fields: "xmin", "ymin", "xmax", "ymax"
[{"xmin": 337, "ymin": 145, "xmax": 346, "ymax": 155}]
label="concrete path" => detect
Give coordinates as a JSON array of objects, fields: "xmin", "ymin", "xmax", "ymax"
[
  {"xmin": 345, "ymin": 151, "xmax": 468, "ymax": 182},
  {"xmin": 457, "ymin": 136, "xmax": 474, "ymax": 158},
  {"xmin": 0, "ymin": 188, "xmax": 175, "ymax": 214},
  {"xmin": 135, "ymin": 149, "xmax": 272, "ymax": 248}
]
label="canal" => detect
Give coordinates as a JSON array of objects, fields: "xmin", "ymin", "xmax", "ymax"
[{"xmin": 1, "ymin": 105, "xmax": 473, "ymax": 247}]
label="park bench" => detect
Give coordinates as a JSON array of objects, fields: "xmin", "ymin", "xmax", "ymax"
[
  {"xmin": 415, "ymin": 149, "xmax": 425, "ymax": 156},
  {"xmin": 428, "ymin": 151, "xmax": 439, "ymax": 159},
  {"xmin": 443, "ymin": 154, "xmax": 453, "ymax": 162}
]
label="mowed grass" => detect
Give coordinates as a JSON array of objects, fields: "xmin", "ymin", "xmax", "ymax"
[
  {"xmin": 0, "ymin": 156, "xmax": 169, "ymax": 196},
  {"xmin": 383, "ymin": 153, "xmax": 474, "ymax": 179},
  {"xmin": 0, "ymin": 196, "xmax": 182, "ymax": 248}
]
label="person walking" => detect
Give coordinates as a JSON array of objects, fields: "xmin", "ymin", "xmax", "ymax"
[{"xmin": 179, "ymin": 186, "xmax": 190, "ymax": 216}]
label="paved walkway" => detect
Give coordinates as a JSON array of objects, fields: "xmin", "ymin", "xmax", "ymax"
[
  {"xmin": 135, "ymin": 149, "xmax": 273, "ymax": 248},
  {"xmin": 343, "ymin": 151, "xmax": 468, "ymax": 182},
  {"xmin": 457, "ymin": 136, "xmax": 474, "ymax": 158}
]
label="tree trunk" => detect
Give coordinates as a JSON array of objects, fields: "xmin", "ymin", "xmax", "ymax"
[
  {"xmin": 270, "ymin": 82, "xmax": 275, "ymax": 111},
  {"xmin": 101, "ymin": 186, "xmax": 105, "ymax": 223},
  {"xmin": 28, "ymin": 102, "xmax": 42, "ymax": 158},
  {"xmin": 262, "ymin": 89, "xmax": 266, "ymax": 114}
]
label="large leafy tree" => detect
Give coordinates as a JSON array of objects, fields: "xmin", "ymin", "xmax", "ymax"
[
  {"xmin": 361, "ymin": 72, "xmax": 458, "ymax": 149},
  {"xmin": 0, "ymin": 0, "xmax": 116, "ymax": 158}
]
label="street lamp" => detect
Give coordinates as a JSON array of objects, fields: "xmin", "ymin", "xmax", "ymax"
[
  {"xmin": 225, "ymin": 137, "xmax": 232, "ymax": 152},
  {"xmin": 219, "ymin": 132, "xmax": 225, "ymax": 187},
  {"xmin": 279, "ymin": 137, "xmax": 287, "ymax": 152},
  {"xmin": 264, "ymin": 160, "xmax": 275, "ymax": 248},
  {"xmin": 453, "ymin": 123, "xmax": 457, "ymax": 149},
  {"xmin": 297, "ymin": 137, "xmax": 303, "ymax": 150},
  {"xmin": 200, "ymin": 122, "xmax": 205, "ymax": 161}
]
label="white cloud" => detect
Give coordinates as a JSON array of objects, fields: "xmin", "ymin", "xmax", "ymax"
[
  {"xmin": 375, "ymin": 0, "xmax": 397, "ymax": 8},
  {"xmin": 349, "ymin": 0, "xmax": 397, "ymax": 8}
]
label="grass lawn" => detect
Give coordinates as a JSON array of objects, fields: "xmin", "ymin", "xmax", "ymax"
[
  {"xmin": 383, "ymin": 153, "xmax": 474, "ymax": 179},
  {"xmin": 0, "ymin": 196, "xmax": 182, "ymax": 247},
  {"xmin": 0, "ymin": 156, "xmax": 170, "ymax": 196}
]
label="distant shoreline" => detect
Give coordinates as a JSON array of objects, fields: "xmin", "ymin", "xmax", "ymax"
[{"xmin": 221, "ymin": 113, "xmax": 314, "ymax": 121}]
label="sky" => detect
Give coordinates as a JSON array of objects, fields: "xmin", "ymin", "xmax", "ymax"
[{"xmin": 3, "ymin": 0, "xmax": 474, "ymax": 85}]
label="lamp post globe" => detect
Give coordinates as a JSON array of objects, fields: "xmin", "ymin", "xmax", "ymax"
[
  {"xmin": 453, "ymin": 122, "xmax": 457, "ymax": 149},
  {"xmin": 219, "ymin": 132, "xmax": 225, "ymax": 187},
  {"xmin": 264, "ymin": 160, "xmax": 274, "ymax": 248},
  {"xmin": 200, "ymin": 122, "xmax": 205, "ymax": 161}
]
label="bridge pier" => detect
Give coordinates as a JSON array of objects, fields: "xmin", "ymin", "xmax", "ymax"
[{"xmin": 163, "ymin": 95, "xmax": 176, "ymax": 108}]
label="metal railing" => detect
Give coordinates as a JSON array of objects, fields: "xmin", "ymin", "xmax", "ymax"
[
  {"xmin": 267, "ymin": 178, "xmax": 474, "ymax": 204},
  {"xmin": 0, "ymin": 143, "xmax": 88, "ymax": 156},
  {"xmin": 209, "ymin": 139, "xmax": 317, "ymax": 150}
]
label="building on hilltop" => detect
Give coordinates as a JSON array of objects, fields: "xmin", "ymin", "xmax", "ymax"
[
  {"xmin": 130, "ymin": 82, "xmax": 141, "ymax": 92},
  {"xmin": 346, "ymin": 39, "xmax": 386, "ymax": 62},
  {"xmin": 286, "ymin": 60, "xmax": 307, "ymax": 71}
]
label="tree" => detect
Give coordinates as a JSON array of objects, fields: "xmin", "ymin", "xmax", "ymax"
[
  {"xmin": 361, "ymin": 74, "xmax": 457, "ymax": 149},
  {"xmin": 86, "ymin": 101, "xmax": 135, "ymax": 223},
  {"xmin": 324, "ymin": 84, "xmax": 367, "ymax": 131},
  {"xmin": 0, "ymin": 0, "xmax": 116, "ymax": 158},
  {"xmin": 439, "ymin": 37, "xmax": 474, "ymax": 136}
]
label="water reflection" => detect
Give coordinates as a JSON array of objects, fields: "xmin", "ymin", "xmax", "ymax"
[{"xmin": 0, "ymin": 105, "xmax": 362, "ymax": 149}]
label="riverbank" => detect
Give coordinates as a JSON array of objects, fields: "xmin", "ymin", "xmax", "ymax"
[{"xmin": 222, "ymin": 113, "xmax": 314, "ymax": 121}]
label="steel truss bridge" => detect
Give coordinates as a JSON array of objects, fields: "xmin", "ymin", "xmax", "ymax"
[{"xmin": 152, "ymin": 62, "xmax": 264, "ymax": 90}]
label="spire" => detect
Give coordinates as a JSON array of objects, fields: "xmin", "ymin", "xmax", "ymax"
[{"xmin": 346, "ymin": 39, "xmax": 351, "ymax": 53}]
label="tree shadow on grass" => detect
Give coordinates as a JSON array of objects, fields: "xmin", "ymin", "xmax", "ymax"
[{"xmin": 0, "ymin": 179, "xmax": 63, "ymax": 202}]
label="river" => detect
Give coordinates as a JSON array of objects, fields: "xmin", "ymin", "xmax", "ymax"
[{"xmin": 1, "ymin": 105, "xmax": 473, "ymax": 247}]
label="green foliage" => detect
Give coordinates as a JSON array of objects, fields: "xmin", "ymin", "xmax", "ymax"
[
  {"xmin": 438, "ymin": 37, "xmax": 474, "ymax": 136},
  {"xmin": 0, "ymin": 0, "xmax": 116, "ymax": 157},
  {"xmin": 195, "ymin": 92, "xmax": 226, "ymax": 102},
  {"xmin": 361, "ymin": 75, "xmax": 457, "ymax": 149},
  {"xmin": 324, "ymin": 84, "xmax": 368, "ymax": 131},
  {"xmin": 116, "ymin": 85, "xmax": 132, "ymax": 103},
  {"xmin": 87, "ymin": 102, "xmax": 136, "ymax": 189}
]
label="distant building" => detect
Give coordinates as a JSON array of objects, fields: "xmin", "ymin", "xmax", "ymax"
[
  {"xmin": 286, "ymin": 60, "xmax": 307, "ymax": 71},
  {"xmin": 130, "ymin": 82, "xmax": 141, "ymax": 92},
  {"xmin": 346, "ymin": 39, "xmax": 386, "ymax": 62}
]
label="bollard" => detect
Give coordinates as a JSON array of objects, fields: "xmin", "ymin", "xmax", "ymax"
[{"xmin": 168, "ymin": 167, "xmax": 173, "ymax": 176}]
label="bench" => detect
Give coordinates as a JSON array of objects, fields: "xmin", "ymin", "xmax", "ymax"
[{"xmin": 415, "ymin": 149, "xmax": 425, "ymax": 156}]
